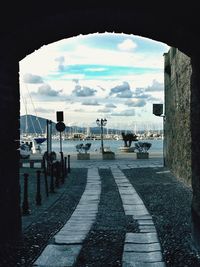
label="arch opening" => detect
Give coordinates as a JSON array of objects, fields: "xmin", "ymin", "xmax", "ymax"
[
  {"xmin": 1, "ymin": 6, "xmax": 200, "ymax": 258},
  {"xmin": 19, "ymin": 32, "xmax": 168, "ymax": 145}
]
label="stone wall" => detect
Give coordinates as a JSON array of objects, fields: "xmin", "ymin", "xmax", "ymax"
[
  {"xmin": 0, "ymin": 56, "xmax": 21, "ymax": 241},
  {"xmin": 164, "ymin": 48, "xmax": 192, "ymax": 185}
]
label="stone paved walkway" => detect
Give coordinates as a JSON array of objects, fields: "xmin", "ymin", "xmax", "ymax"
[
  {"xmin": 34, "ymin": 168, "xmax": 101, "ymax": 266},
  {"xmin": 32, "ymin": 155, "xmax": 165, "ymax": 266},
  {"xmin": 111, "ymin": 167, "xmax": 165, "ymax": 267}
]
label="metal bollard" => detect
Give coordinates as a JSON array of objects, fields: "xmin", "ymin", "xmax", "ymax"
[
  {"xmin": 55, "ymin": 162, "xmax": 60, "ymax": 188},
  {"xmin": 22, "ymin": 173, "xmax": 30, "ymax": 215},
  {"xmin": 60, "ymin": 152, "xmax": 65, "ymax": 184},
  {"xmin": 64, "ymin": 156, "xmax": 68, "ymax": 177},
  {"xmin": 30, "ymin": 160, "xmax": 34, "ymax": 168},
  {"xmin": 36, "ymin": 170, "xmax": 42, "ymax": 205},
  {"xmin": 68, "ymin": 155, "xmax": 71, "ymax": 173},
  {"xmin": 43, "ymin": 164, "xmax": 49, "ymax": 197},
  {"xmin": 50, "ymin": 164, "xmax": 55, "ymax": 193}
]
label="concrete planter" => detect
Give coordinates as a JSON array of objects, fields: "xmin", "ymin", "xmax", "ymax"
[
  {"xmin": 103, "ymin": 152, "xmax": 115, "ymax": 160},
  {"xmin": 136, "ymin": 152, "xmax": 149, "ymax": 159},
  {"xmin": 119, "ymin": 146, "xmax": 135, "ymax": 153},
  {"xmin": 77, "ymin": 153, "xmax": 90, "ymax": 160}
]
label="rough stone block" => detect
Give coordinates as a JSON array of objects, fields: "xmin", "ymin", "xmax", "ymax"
[
  {"xmin": 123, "ymin": 251, "xmax": 163, "ymax": 263},
  {"xmin": 138, "ymin": 220, "xmax": 154, "ymax": 226},
  {"xmin": 136, "ymin": 152, "xmax": 149, "ymax": 159},
  {"xmin": 77, "ymin": 153, "xmax": 90, "ymax": 160},
  {"xmin": 124, "ymin": 242, "xmax": 161, "ymax": 252},
  {"xmin": 125, "ymin": 233, "xmax": 159, "ymax": 244},
  {"xmin": 122, "ymin": 261, "xmax": 166, "ymax": 267},
  {"xmin": 33, "ymin": 244, "xmax": 82, "ymax": 266}
]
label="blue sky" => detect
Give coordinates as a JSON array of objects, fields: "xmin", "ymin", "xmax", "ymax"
[{"xmin": 19, "ymin": 32, "xmax": 169, "ymax": 130}]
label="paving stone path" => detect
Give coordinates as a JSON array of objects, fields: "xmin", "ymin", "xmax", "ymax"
[
  {"xmin": 32, "ymin": 158, "xmax": 165, "ymax": 267},
  {"xmin": 111, "ymin": 167, "xmax": 165, "ymax": 267},
  {"xmin": 33, "ymin": 168, "xmax": 101, "ymax": 266}
]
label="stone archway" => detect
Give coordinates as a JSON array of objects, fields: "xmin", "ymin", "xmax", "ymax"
[{"xmin": 1, "ymin": 6, "xmax": 200, "ymax": 247}]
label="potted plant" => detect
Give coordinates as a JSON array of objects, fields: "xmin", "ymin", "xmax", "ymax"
[
  {"xmin": 76, "ymin": 143, "xmax": 91, "ymax": 160},
  {"xmin": 135, "ymin": 142, "xmax": 152, "ymax": 159}
]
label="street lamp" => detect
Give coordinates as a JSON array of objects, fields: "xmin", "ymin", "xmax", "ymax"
[{"xmin": 96, "ymin": 118, "xmax": 107, "ymax": 154}]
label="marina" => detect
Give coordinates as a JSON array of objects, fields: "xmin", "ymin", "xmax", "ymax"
[
  {"xmin": 21, "ymin": 137, "xmax": 163, "ymax": 155},
  {"xmin": 50, "ymin": 138, "xmax": 163, "ymax": 154}
]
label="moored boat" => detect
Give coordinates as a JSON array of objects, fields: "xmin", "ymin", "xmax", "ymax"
[
  {"xmin": 34, "ymin": 137, "xmax": 47, "ymax": 144},
  {"xmin": 19, "ymin": 141, "xmax": 32, "ymax": 159}
]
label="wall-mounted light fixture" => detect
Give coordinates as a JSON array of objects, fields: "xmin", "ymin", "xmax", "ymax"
[{"xmin": 153, "ymin": 104, "xmax": 164, "ymax": 117}]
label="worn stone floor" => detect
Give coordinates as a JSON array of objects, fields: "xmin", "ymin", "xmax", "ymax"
[{"xmin": 31, "ymin": 154, "xmax": 165, "ymax": 266}]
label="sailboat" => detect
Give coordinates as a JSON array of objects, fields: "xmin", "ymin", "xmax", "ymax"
[
  {"xmin": 20, "ymin": 85, "xmax": 47, "ymax": 154},
  {"xmin": 34, "ymin": 136, "xmax": 47, "ymax": 144},
  {"xmin": 20, "ymin": 115, "xmax": 46, "ymax": 155}
]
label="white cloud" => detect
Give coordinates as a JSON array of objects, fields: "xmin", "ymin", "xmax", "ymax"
[
  {"xmin": 105, "ymin": 103, "xmax": 117, "ymax": 108},
  {"xmin": 118, "ymin": 39, "xmax": 137, "ymax": 51},
  {"xmin": 82, "ymin": 100, "xmax": 100, "ymax": 106},
  {"xmin": 112, "ymin": 109, "xmax": 136, "ymax": 116},
  {"xmin": 19, "ymin": 33, "xmax": 168, "ymax": 128},
  {"xmin": 72, "ymin": 85, "xmax": 97, "ymax": 97},
  {"xmin": 145, "ymin": 79, "xmax": 164, "ymax": 92},
  {"xmin": 23, "ymin": 73, "xmax": 43, "ymax": 84},
  {"xmin": 35, "ymin": 107, "xmax": 54, "ymax": 113},
  {"xmin": 58, "ymin": 45, "xmax": 164, "ymax": 69},
  {"xmin": 36, "ymin": 84, "xmax": 63, "ymax": 97},
  {"xmin": 74, "ymin": 108, "xmax": 84, "ymax": 112},
  {"xmin": 97, "ymin": 108, "xmax": 112, "ymax": 113},
  {"xmin": 109, "ymin": 82, "xmax": 133, "ymax": 98},
  {"xmin": 55, "ymin": 56, "xmax": 65, "ymax": 71},
  {"xmin": 125, "ymin": 99, "xmax": 146, "ymax": 107}
]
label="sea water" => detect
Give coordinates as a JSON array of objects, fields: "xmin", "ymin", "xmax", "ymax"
[{"xmin": 41, "ymin": 139, "xmax": 163, "ymax": 154}]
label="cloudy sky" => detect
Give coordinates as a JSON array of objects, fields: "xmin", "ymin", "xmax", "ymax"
[{"xmin": 19, "ymin": 32, "xmax": 169, "ymax": 130}]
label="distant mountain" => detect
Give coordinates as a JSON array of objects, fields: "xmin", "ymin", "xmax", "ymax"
[
  {"xmin": 20, "ymin": 115, "xmax": 101, "ymax": 134},
  {"xmin": 20, "ymin": 115, "xmax": 58, "ymax": 134},
  {"xmin": 20, "ymin": 114, "xmax": 134, "ymax": 135}
]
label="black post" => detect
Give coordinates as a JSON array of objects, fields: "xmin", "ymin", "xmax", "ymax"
[
  {"xmin": 60, "ymin": 131, "xmax": 62, "ymax": 153},
  {"xmin": 100, "ymin": 122, "xmax": 104, "ymax": 154},
  {"xmin": 46, "ymin": 120, "xmax": 49, "ymax": 156},
  {"xmin": 22, "ymin": 173, "xmax": 30, "ymax": 215},
  {"xmin": 43, "ymin": 163, "xmax": 49, "ymax": 197},
  {"xmin": 68, "ymin": 155, "xmax": 71, "ymax": 173},
  {"xmin": 60, "ymin": 152, "xmax": 64, "ymax": 183},
  {"xmin": 50, "ymin": 164, "xmax": 55, "ymax": 193},
  {"xmin": 36, "ymin": 170, "xmax": 42, "ymax": 205},
  {"xmin": 49, "ymin": 120, "xmax": 52, "ymax": 153},
  {"xmin": 96, "ymin": 118, "xmax": 107, "ymax": 154},
  {"xmin": 55, "ymin": 162, "xmax": 60, "ymax": 188},
  {"xmin": 64, "ymin": 156, "xmax": 68, "ymax": 177},
  {"xmin": 46, "ymin": 119, "xmax": 53, "ymax": 174}
]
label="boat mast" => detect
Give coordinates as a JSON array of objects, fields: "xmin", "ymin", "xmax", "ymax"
[
  {"xmin": 21, "ymin": 94, "xmax": 28, "ymax": 135},
  {"xmin": 25, "ymin": 83, "xmax": 44, "ymax": 135}
]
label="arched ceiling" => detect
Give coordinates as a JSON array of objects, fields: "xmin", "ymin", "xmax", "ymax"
[{"xmin": 0, "ymin": 4, "xmax": 200, "ymax": 61}]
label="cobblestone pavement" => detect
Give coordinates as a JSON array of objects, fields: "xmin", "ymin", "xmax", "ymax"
[{"xmin": 1, "ymin": 155, "xmax": 200, "ymax": 266}]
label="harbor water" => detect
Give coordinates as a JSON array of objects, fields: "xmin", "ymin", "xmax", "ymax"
[{"xmin": 40, "ymin": 139, "xmax": 163, "ymax": 155}]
